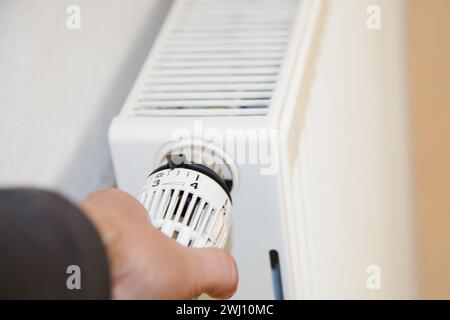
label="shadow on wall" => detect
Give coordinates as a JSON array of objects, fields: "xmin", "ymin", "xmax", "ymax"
[{"xmin": 58, "ymin": 0, "xmax": 172, "ymax": 201}]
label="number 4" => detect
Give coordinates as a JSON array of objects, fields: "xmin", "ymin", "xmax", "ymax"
[{"xmin": 190, "ymin": 182, "xmax": 198, "ymax": 189}]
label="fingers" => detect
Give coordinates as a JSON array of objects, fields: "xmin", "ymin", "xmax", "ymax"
[
  {"xmin": 82, "ymin": 188, "xmax": 149, "ymax": 221},
  {"xmin": 183, "ymin": 247, "xmax": 238, "ymax": 299},
  {"xmin": 81, "ymin": 188, "xmax": 239, "ymax": 300}
]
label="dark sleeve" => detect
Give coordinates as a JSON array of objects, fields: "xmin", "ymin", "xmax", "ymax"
[{"xmin": 0, "ymin": 189, "xmax": 111, "ymax": 299}]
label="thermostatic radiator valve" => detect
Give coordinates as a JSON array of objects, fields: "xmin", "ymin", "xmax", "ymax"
[{"xmin": 137, "ymin": 154, "xmax": 233, "ymax": 249}]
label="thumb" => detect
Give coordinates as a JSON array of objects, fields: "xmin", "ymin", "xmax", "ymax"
[{"xmin": 184, "ymin": 247, "xmax": 238, "ymax": 299}]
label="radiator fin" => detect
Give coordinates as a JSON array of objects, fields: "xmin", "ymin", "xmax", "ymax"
[{"xmin": 129, "ymin": 0, "xmax": 299, "ymax": 117}]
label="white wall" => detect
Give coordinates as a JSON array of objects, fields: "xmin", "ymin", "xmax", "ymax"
[{"xmin": 0, "ymin": 0, "xmax": 171, "ymax": 201}]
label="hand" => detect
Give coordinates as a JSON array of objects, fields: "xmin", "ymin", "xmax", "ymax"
[{"xmin": 80, "ymin": 188, "xmax": 238, "ymax": 299}]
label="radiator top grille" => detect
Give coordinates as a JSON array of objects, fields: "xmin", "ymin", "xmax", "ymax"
[{"xmin": 130, "ymin": 0, "xmax": 299, "ymax": 117}]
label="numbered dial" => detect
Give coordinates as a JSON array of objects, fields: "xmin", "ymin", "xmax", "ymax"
[{"xmin": 138, "ymin": 165, "xmax": 232, "ymax": 249}]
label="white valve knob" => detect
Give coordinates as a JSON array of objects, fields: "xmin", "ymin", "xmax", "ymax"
[{"xmin": 138, "ymin": 155, "xmax": 232, "ymax": 249}]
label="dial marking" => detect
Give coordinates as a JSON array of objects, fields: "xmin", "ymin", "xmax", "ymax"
[{"xmin": 162, "ymin": 182, "xmax": 185, "ymax": 187}]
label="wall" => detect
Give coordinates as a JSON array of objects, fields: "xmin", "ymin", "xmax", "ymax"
[
  {"xmin": 409, "ymin": 0, "xmax": 450, "ymax": 299},
  {"xmin": 0, "ymin": 0, "xmax": 171, "ymax": 201}
]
